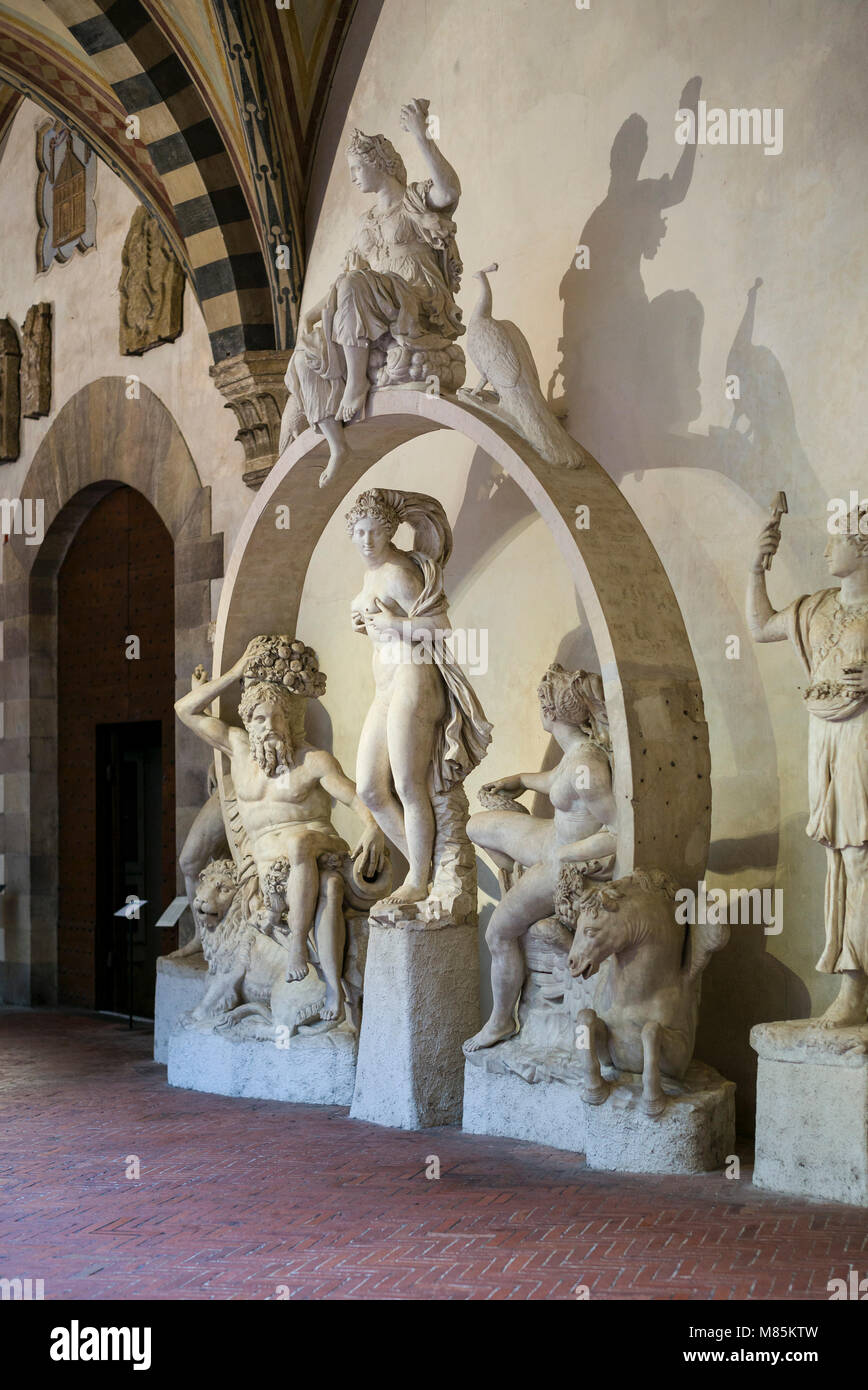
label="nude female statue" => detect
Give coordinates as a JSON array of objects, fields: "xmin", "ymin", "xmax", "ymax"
[
  {"xmin": 282, "ymin": 99, "xmax": 465, "ymax": 486},
  {"xmin": 464, "ymin": 664, "xmax": 617, "ymax": 1051},
  {"xmin": 347, "ymin": 487, "xmax": 491, "ymax": 911},
  {"xmin": 748, "ymin": 501, "xmax": 868, "ymax": 1028}
]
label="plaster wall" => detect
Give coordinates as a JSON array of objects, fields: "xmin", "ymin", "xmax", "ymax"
[
  {"xmin": 1, "ymin": 0, "xmax": 865, "ymax": 1126},
  {"xmin": 300, "ymin": 0, "xmax": 868, "ymax": 1120}
]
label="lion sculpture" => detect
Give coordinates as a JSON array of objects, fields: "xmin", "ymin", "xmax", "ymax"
[{"xmin": 183, "ymin": 859, "xmax": 369, "ymax": 1041}]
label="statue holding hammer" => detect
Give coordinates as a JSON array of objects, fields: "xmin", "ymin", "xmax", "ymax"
[{"xmin": 747, "ymin": 493, "xmax": 868, "ymax": 1028}]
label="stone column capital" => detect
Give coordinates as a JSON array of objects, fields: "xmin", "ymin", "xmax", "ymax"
[{"xmin": 210, "ymin": 349, "xmax": 290, "ymax": 489}]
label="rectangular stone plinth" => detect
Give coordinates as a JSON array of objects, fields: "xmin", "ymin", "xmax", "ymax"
[
  {"xmin": 463, "ymin": 1063, "xmax": 587, "ymax": 1151},
  {"xmin": 350, "ymin": 919, "xmax": 480, "ymax": 1129},
  {"xmin": 751, "ymin": 1020, "xmax": 868, "ymax": 1206},
  {"xmin": 154, "ymin": 954, "xmax": 208, "ymax": 1063},
  {"xmin": 463, "ymin": 1062, "xmax": 735, "ymax": 1174},
  {"xmin": 167, "ymin": 1025, "xmax": 357, "ymax": 1105}
]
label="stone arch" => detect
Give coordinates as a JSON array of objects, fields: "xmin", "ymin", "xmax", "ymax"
[
  {"xmin": 0, "ymin": 32, "xmax": 190, "ymax": 280},
  {"xmin": 214, "ymin": 388, "xmax": 711, "ymax": 886},
  {"xmin": 0, "ymin": 378, "xmax": 223, "ymax": 1004},
  {"xmin": 0, "ymin": 6, "xmax": 272, "ymax": 359}
]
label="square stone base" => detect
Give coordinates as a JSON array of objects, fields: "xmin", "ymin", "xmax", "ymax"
[
  {"xmin": 751, "ymin": 1019, "xmax": 868, "ymax": 1206},
  {"xmin": 350, "ymin": 919, "xmax": 479, "ymax": 1129},
  {"xmin": 463, "ymin": 1062, "xmax": 735, "ymax": 1174},
  {"xmin": 167, "ymin": 1024, "xmax": 358, "ymax": 1105},
  {"xmin": 154, "ymin": 954, "xmax": 207, "ymax": 1063}
]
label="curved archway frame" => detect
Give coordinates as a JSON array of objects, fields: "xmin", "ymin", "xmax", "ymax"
[
  {"xmin": 0, "ymin": 378, "xmax": 223, "ymax": 1005},
  {"xmin": 215, "ymin": 388, "xmax": 711, "ymax": 888}
]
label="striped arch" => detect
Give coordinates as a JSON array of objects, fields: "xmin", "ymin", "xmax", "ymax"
[
  {"xmin": 0, "ymin": 24, "xmax": 191, "ymax": 278},
  {"xmin": 44, "ymin": 0, "xmax": 275, "ymax": 360}
]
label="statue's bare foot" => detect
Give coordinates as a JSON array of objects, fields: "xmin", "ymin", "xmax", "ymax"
[
  {"xmin": 817, "ymin": 977, "xmax": 868, "ymax": 1030},
  {"xmin": 337, "ymin": 386, "xmax": 368, "ymax": 423},
  {"xmin": 284, "ymin": 937, "xmax": 309, "ymax": 983},
  {"xmin": 320, "ymin": 982, "xmax": 344, "ymax": 1023},
  {"xmin": 318, "ymin": 445, "xmax": 349, "ymax": 489},
  {"xmin": 817, "ymin": 999, "xmax": 868, "ymax": 1029},
  {"xmin": 463, "ymin": 1018, "xmax": 518, "ymax": 1052},
  {"xmin": 376, "ymin": 879, "xmax": 428, "ymax": 911}
]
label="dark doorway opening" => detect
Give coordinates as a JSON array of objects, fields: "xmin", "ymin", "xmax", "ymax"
[
  {"xmin": 95, "ymin": 721, "xmax": 163, "ymax": 1017},
  {"xmin": 57, "ymin": 486, "xmax": 175, "ymax": 1014}
]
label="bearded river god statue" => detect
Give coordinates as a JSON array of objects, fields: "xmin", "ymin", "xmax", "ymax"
[
  {"xmin": 279, "ymin": 98, "xmax": 466, "ymax": 486},
  {"xmin": 173, "ymin": 636, "xmax": 390, "ymax": 1031}
]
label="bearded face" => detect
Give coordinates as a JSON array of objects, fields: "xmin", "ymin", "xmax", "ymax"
[{"xmin": 244, "ymin": 700, "xmax": 294, "ymax": 776}]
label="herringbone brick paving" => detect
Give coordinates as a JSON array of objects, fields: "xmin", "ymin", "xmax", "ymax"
[{"xmin": 1, "ymin": 1008, "xmax": 865, "ymax": 1300}]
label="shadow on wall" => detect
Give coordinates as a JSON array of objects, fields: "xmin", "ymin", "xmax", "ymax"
[
  {"xmin": 551, "ymin": 80, "xmax": 827, "ymax": 1128},
  {"xmin": 554, "ymin": 79, "xmax": 823, "ymax": 512},
  {"xmin": 446, "ymin": 76, "xmax": 830, "ymax": 1130}
]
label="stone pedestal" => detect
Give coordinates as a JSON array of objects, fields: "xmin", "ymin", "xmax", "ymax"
[
  {"xmin": 463, "ymin": 1060, "xmax": 735, "ymax": 1174},
  {"xmin": 751, "ymin": 1019, "xmax": 868, "ymax": 1206},
  {"xmin": 154, "ymin": 954, "xmax": 208, "ymax": 1063},
  {"xmin": 167, "ymin": 1025, "xmax": 358, "ymax": 1105},
  {"xmin": 350, "ymin": 919, "xmax": 480, "ymax": 1129}
]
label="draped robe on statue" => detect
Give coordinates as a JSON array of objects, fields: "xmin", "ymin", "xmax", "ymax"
[
  {"xmin": 401, "ymin": 552, "xmax": 491, "ymax": 793},
  {"xmin": 782, "ymin": 587, "xmax": 868, "ymax": 974},
  {"xmin": 287, "ymin": 179, "xmax": 464, "ymax": 428}
]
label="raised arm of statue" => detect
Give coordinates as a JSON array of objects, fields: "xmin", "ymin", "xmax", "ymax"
[
  {"xmin": 746, "ymin": 518, "xmax": 791, "ymax": 642},
  {"xmin": 174, "ymin": 640, "xmax": 259, "ymax": 753},
  {"xmin": 399, "ymin": 98, "xmax": 461, "ymax": 209}
]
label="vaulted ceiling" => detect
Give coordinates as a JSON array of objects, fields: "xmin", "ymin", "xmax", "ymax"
[{"xmin": 0, "ymin": 0, "xmax": 375, "ymax": 359}]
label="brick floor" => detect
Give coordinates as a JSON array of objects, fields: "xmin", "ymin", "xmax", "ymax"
[{"xmin": 1, "ymin": 1008, "xmax": 866, "ymax": 1301}]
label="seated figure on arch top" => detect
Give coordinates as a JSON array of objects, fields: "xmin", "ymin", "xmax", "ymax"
[{"xmin": 279, "ymin": 98, "xmax": 466, "ymax": 487}]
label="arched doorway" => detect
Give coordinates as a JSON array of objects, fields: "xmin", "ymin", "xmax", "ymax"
[
  {"xmin": 57, "ymin": 487, "xmax": 175, "ymax": 1015},
  {"xmin": 0, "ymin": 379, "xmax": 223, "ymax": 1008}
]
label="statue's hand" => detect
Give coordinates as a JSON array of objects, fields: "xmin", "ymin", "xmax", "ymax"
[
  {"xmin": 482, "ymin": 774, "xmax": 521, "ymax": 794},
  {"xmin": 237, "ymin": 635, "xmax": 268, "ymax": 672},
  {"xmin": 752, "ymin": 518, "xmax": 781, "ymax": 572},
  {"xmin": 353, "ymin": 825, "xmax": 387, "ymax": 879},
  {"xmin": 366, "ymin": 598, "xmax": 403, "ymax": 636},
  {"xmin": 399, "ymin": 98, "xmax": 430, "ymax": 142}
]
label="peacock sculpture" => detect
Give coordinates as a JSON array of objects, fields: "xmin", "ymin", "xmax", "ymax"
[{"xmin": 465, "ymin": 263, "xmax": 587, "ymax": 469}]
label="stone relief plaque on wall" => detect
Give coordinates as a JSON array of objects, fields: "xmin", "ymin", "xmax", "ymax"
[
  {"xmin": 35, "ymin": 120, "xmax": 97, "ymax": 272},
  {"xmin": 21, "ymin": 303, "xmax": 52, "ymax": 419},
  {"xmin": 0, "ymin": 316, "xmax": 21, "ymax": 461},
  {"xmin": 118, "ymin": 206, "xmax": 185, "ymax": 356}
]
